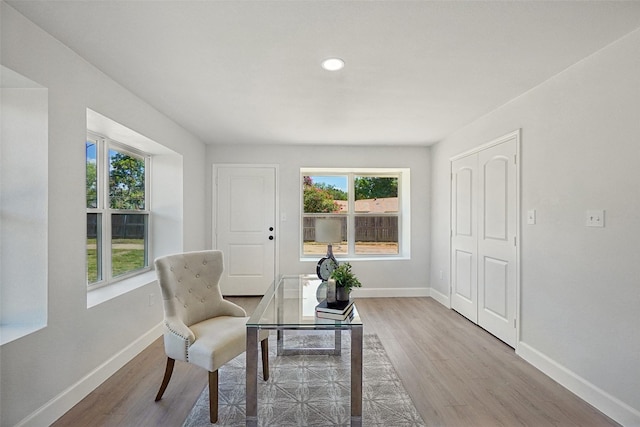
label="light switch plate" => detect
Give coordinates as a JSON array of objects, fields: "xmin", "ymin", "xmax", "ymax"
[
  {"xmin": 586, "ymin": 210, "xmax": 605, "ymax": 227},
  {"xmin": 527, "ymin": 210, "xmax": 536, "ymax": 225}
]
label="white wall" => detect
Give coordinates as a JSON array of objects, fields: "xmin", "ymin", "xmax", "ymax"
[
  {"xmin": 0, "ymin": 3, "xmax": 207, "ymax": 426},
  {"xmin": 206, "ymin": 144, "xmax": 431, "ymax": 295},
  {"xmin": 430, "ymin": 28, "xmax": 640, "ymax": 424}
]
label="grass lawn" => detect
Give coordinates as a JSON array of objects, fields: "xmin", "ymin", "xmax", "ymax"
[
  {"xmin": 87, "ymin": 239, "xmax": 396, "ymax": 283},
  {"xmin": 87, "ymin": 238, "xmax": 145, "ymax": 283}
]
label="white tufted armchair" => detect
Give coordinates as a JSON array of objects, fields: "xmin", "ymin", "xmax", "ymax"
[{"xmin": 153, "ymin": 250, "xmax": 269, "ymax": 423}]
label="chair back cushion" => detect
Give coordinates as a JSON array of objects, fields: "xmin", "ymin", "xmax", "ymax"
[{"xmin": 155, "ymin": 250, "xmax": 229, "ymax": 328}]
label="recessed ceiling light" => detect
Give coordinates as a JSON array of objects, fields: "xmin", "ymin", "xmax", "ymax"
[{"xmin": 321, "ymin": 58, "xmax": 345, "ymax": 71}]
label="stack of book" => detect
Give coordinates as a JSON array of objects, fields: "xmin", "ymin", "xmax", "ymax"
[{"xmin": 315, "ymin": 299, "xmax": 355, "ymax": 320}]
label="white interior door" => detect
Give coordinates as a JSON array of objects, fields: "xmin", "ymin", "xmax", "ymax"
[
  {"xmin": 477, "ymin": 140, "xmax": 517, "ymax": 346},
  {"xmin": 450, "ymin": 133, "xmax": 518, "ymax": 347},
  {"xmin": 215, "ymin": 165, "xmax": 276, "ymax": 295},
  {"xmin": 451, "ymin": 155, "xmax": 478, "ymax": 323}
]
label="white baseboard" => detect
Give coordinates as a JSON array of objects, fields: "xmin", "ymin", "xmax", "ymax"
[
  {"xmin": 354, "ymin": 287, "xmax": 430, "ymax": 298},
  {"xmin": 428, "ymin": 287, "xmax": 450, "ymax": 308},
  {"xmin": 517, "ymin": 342, "xmax": 640, "ymax": 426},
  {"xmin": 16, "ymin": 322, "xmax": 164, "ymax": 427}
]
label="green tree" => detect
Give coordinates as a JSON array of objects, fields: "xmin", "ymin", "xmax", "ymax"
[
  {"xmin": 314, "ymin": 182, "xmax": 347, "ymax": 201},
  {"xmin": 354, "ymin": 177, "xmax": 397, "ymax": 200},
  {"xmin": 109, "ymin": 151, "xmax": 145, "ymax": 209},
  {"xmin": 303, "ymin": 176, "xmax": 340, "ymax": 213},
  {"xmin": 86, "ymin": 160, "xmax": 97, "ymax": 208}
]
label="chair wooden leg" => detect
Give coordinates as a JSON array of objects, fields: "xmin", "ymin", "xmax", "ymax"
[
  {"xmin": 209, "ymin": 370, "xmax": 218, "ymax": 423},
  {"xmin": 261, "ymin": 337, "xmax": 269, "ymax": 381},
  {"xmin": 155, "ymin": 357, "xmax": 175, "ymax": 401}
]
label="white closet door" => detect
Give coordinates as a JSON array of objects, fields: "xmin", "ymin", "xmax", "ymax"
[
  {"xmin": 450, "ymin": 133, "xmax": 518, "ymax": 348},
  {"xmin": 478, "ymin": 139, "xmax": 517, "ymax": 347},
  {"xmin": 451, "ymin": 154, "xmax": 478, "ymax": 323}
]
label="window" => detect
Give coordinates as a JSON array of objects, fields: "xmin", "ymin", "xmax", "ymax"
[
  {"xmin": 86, "ymin": 108, "xmax": 183, "ymax": 307},
  {"xmin": 1, "ymin": 66, "xmax": 48, "ymax": 344},
  {"xmin": 302, "ymin": 168, "xmax": 409, "ymax": 258},
  {"xmin": 86, "ymin": 132, "xmax": 150, "ymax": 287}
]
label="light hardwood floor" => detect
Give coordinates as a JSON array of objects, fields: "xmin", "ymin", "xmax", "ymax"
[{"xmin": 53, "ymin": 297, "xmax": 618, "ymax": 426}]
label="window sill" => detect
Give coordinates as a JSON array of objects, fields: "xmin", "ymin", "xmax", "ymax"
[
  {"xmin": 0, "ymin": 322, "xmax": 47, "ymax": 346},
  {"xmin": 87, "ymin": 270, "xmax": 157, "ymax": 308}
]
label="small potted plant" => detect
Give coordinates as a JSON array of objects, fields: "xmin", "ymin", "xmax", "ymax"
[{"xmin": 330, "ymin": 262, "xmax": 361, "ymax": 302}]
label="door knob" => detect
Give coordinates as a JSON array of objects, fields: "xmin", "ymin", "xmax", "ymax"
[
  {"xmin": 269, "ymin": 227, "xmax": 274, "ymax": 231},
  {"xmin": 269, "ymin": 235, "xmax": 274, "ymax": 240}
]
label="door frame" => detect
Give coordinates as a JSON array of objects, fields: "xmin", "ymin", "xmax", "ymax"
[
  {"xmin": 212, "ymin": 163, "xmax": 280, "ymax": 286},
  {"xmin": 449, "ymin": 129, "xmax": 521, "ymax": 347}
]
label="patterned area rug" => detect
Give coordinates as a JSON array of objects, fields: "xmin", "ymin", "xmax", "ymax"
[{"xmin": 182, "ymin": 333, "xmax": 425, "ymax": 426}]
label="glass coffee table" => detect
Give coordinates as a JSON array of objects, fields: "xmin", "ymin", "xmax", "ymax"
[{"xmin": 246, "ymin": 274, "xmax": 363, "ymax": 426}]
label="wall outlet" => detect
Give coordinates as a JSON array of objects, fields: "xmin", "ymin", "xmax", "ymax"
[
  {"xmin": 527, "ymin": 209, "xmax": 536, "ymax": 225},
  {"xmin": 148, "ymin": 293, "xmax": 155, "ymax": 307}
]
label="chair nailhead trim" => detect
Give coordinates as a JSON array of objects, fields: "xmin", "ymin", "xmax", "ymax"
[{"xmin": 164, "ymin": 321, "xmax": 191, "ymax": 361}]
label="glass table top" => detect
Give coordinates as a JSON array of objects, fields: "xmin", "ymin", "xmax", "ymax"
[{"xmin": 247, "ymin": 274, "xmax": 362, "ymax": 328}]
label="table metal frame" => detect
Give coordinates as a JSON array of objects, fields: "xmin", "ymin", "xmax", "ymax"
[{"xmin": 246, "ymin": 275, "xmax": 363, "ymax": 426}]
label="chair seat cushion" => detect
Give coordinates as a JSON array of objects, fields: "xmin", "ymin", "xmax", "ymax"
[{"xmin": 188, "ymin": 316, "xmax": 249, "ymax": 372}]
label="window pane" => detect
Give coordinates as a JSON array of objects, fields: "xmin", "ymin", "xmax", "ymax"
[
  {"xmin": 354, "ymin": 176, "xmax": 399, "ymax": 254},
  {"xmin": 111, "ymin": 213, "xmax": 148, "ymax": 277},
  {"xmin": 303, "ymin": 216, "xmax": 347, "ymax": 255},
  {"xmin": 354, "ymin": 176, "xmax": 398, "ymax": 207},
  {"xmin": 109, "ymin": 149, "xmax": 145, "ymax": 210},
  {"xmin": 355, "ymin": 215, "xmax": 399, "ymax": 255},
  {"xmin": 87, "ymin": 213, "xmax": 101, "ymax": 284},
  {"xmin": 303, "ymin": 175, "xmax": 347, "ymax": 213},
  {"xmin": 86, "ymin": 141, "xmax": 98, "ymax": 208}
]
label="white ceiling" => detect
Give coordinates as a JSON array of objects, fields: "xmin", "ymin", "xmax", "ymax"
[{"xmin": 7, "ymin": 1, "xmax": 640, "ymax": 146}]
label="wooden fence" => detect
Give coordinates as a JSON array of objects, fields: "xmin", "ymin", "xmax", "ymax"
[
  {"xmin": 87, "ymin": 213, "xmax": 146, "ymax": 239},
  {"xmin": 303, "ymin": 216, "xmax": 398, "ymax": 242}
]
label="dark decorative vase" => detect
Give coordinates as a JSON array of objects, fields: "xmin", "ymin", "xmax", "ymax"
[
  {"xmin": 336, "ymin": 286, "xmax": 350, "ymax": 302},
  {"xmin": 326, "ymin": 279, "xmax": 337, "ymax": 304}
]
